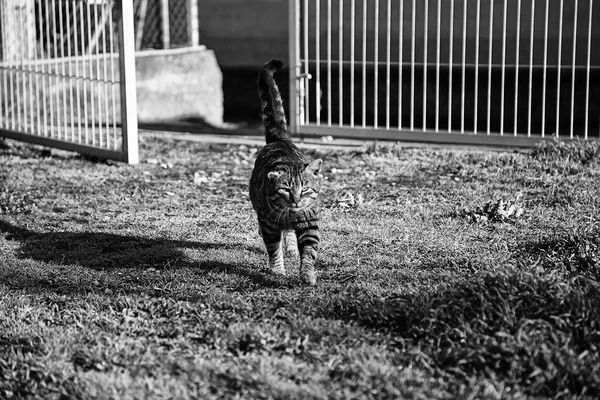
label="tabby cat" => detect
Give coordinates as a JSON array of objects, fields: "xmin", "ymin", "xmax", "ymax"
[{"xmin": 249, "ymin": 59, "xmax": 323, "ymax": 285}]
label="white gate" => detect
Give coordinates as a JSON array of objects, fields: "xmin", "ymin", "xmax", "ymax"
[
  {"xmin": 0, "ymin": 0, "xmax": 138, "ymax": 163},
  {"xmin": 289, "ymin": 0, "xmax": 600, "ymax": 146}
]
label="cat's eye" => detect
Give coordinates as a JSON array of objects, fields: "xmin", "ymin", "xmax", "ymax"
[{"xmin": 302, "ymin": 187, "xmax": 311, "ymax": 193}]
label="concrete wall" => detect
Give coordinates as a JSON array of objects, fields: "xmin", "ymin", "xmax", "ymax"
[
  {"xmin": 2, "ymin": 47, "xmax": 223, "ymax": 130},
  {"xmin": 136, "ymin": 47, "xmax": 223, "ymax": 125}
]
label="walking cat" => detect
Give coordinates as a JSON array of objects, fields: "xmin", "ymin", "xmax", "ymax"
[{"xmin": 249, "ymin": 59, "xmax": 323, "ymax": 285}]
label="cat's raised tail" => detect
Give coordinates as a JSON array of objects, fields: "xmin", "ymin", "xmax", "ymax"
[{"xmin": 258, "ymin": 59, "xmax": 291, "ymax": 144}]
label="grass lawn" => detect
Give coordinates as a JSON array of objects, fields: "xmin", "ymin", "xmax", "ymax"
[{"xmin": 1, "ymin": 134, "xmax": 599, "ymax": 399}]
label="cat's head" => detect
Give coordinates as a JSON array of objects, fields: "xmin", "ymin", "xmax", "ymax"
[{"xmin": 267, "ymin": 159, "xmax": 323, "ymax": 211}]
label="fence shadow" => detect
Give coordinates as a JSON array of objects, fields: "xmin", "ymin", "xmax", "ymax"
[{"xmin": 0, "ymin": 220, "xmax": 281, "ymax": 293}]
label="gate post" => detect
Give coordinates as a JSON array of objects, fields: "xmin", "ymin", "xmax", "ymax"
[
  {"xmin": 288, "ymin": 0, "xmax": 300, "ymax": 135},
  {"xmin": 118, "ymin": 0, "xmax": 139, "ymax": 164}
]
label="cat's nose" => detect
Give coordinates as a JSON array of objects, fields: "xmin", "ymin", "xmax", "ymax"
[{"xmin": 291, "ymin": 190, "xmax": 302, "ymax": 204}]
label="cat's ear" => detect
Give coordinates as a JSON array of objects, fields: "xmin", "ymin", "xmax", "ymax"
[
  {"xmin": 267, "ymin": 170, "xmax": 282, "ymax": 180},
  {"xmin": 305, "ymin": 159, "xmax": 323, "ymax": 176}
]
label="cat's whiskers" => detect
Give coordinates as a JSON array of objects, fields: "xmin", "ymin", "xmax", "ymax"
[{"xmin": 275, "ymin": 208, "xmax": 287, "ymax": 225}]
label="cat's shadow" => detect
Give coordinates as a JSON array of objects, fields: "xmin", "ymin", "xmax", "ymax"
[{"xmin": 0, "ymin": 220, "xmax": 282, "ymax": 292}]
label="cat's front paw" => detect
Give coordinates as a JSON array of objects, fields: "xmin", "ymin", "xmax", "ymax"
[
  {"xmin": 268, "ymin": 266, "xmax": 286, "ymax": 276},
  {"xmin": 268, "ymin": 251, "xmax": 285, "ymax": 275},
  {"xmin": 268, "ymin": 258, "xmax": 286, "ymax": 275},
  {"xmin": 300, "ymin": 270, "xmax": 317, "ymax": 285}
]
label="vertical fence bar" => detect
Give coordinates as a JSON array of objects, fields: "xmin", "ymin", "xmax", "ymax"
[
  {"xmin": 97, "ymin": 2, "xmax": 106, "ymax": 146},
  {"xmin": 1, "ymin": 2, "xmax": 6, "ymax": 128},
  {"xmin": 0, "ymin": 7, "xmax": 8, "ymax": 129},
  {"xmin": 0, "ymin": 3, "xmax": 4, "ymax": 128},
  {"xmin": 422, "ymin": 0, "xmax": 428, "ymax": 131},
  {"xmin": 410, "ymin": 0, "xmax": 415, "ymax": 130},
  {"xmin": 18, "ymin": 7, "xmax": 25, "ymax": 132},
  {"xmin": 53, "ymin": 0, "xmax": 61, "ymax": 138},
  {"xmin": 555, "ymin": 0, "xmax": 564, "ymax": 137},
  {"xmin": 584, "ymin": 0, "xmax": 593, "ymax": 139},
  {"xmin": 136, "ymin": 0, "xmax": 148, "ymax": 50},
  {"xmin": 26, "ymin": 4, "xmax": 34, "ymax": 134},
  {"xmin": 448, "ymin": 0, "xmax": 454, "ymax": 132},
  {"xmin": 541, "ymin": 0, "xmax": 549, "ymax": 137},
  {"xmin": 374, "ymin": 0, "xmax": 379, "ymax": 128},
  {"xmin": 316, "ymin": 0, "xmax": 321, "ymax": 125},
  {"xmin": 59, "ymin": 0, "xmax": 68, "ymax": 140},
  {"xmin": 87, "ymin": 0, "xmax": 95, "ymax": 145},
  {"xmin": 72, "ymin": 0, "xmax": 82, "ymax": 143},
  {"xmin": 8, "ymin": 3, "xmax": 14, "ymax": 130},
  {"xmin": 45, "ymin": 0, "xmax": 53, "ymax": 136},
  {"xmin": 386, "ymin": 0, "xmax": 391, "ymax": 129},
  {"xmin": 350, "ymin": 0, "xmax": 355, "ymax": 127},
  {"xmin": 8, "ymin": 34, "xmax": 14, "ymax": 130},
  {"xmin": 102, "ymin": 3, "xmax": 110, "ymax": 146},
  {"xmin": 327, "ymin": 0, "xmax": 331, "ymax": 126},
  {"xmin": 81, "ymin": 0, "xmax": 89, "ymax": 144},
  {"xmin": 460, "ymin": 0, "xmax": 467, "ymax": 133},
  {"xmin": 487, "ymin": 0, "xmax": 494, "ymax": 134},
  {"xmin": 109, "ymin": 3, "xmax": 118, "ymax": 149},
  {"xmin": 339, "ymin": 0, "xmax": 343, "ymax": 126},
  {"xmin": 67, "ymin": 1, "xmax": 75, "ymax": 142},
  {"xmin": 513, "ymin": 0, "xmax": 522, "ymax": 136},
  {"xmin": 34, "ymin": 2, "xmax": 43, "ymax": 134},
  {"xmin": 119, "ymin": 0, "xmax": 140, "ymax": 164},
  {"xmin": 500, "ymin": 0, "xmax": 507, "ymax": 135},
  {"xmin": 289, "ymin": 0, "xmax": 299, "ymax": 132},
  {"xmin": 16, "ymin": 4, "xmax": 24, "ymax": 133},
  {"xmin": 474, "ymin": 0, "xmax": 481, "ymax": 133},
  {"xmin": 527, "ymin": 0, "xmax": 536, "ymax": 136},
  {"xmin": 188, "ymin": 0, "xmax": 199, "ymax": 46},
  {"xmin": 304, "ymin": 0, "xmax": 310, "ymax": 125},
  {"xmin": 362, "ymin": 0, "xmax": 367, "ymax": 127},
  {"xmin": 435, "ymin": 0, "xmax": 440, "ymax": 131},
  {"xmin": 3, "ymin": 5, "xmax": 7, "ymax": 128},
  {"xmin": 398, "ymin": 0, "xmax": 404, "ymax": 129},
  {"xmin": 94, "ymin": 4, "xmax": 103, "ymax": 146},
  {"xmin": 570, "ymin": 0, "xmax": 579, "ymax": 138},
  {"xmin": 5, "ymin": 3, "xmax": 12, "ymax": 130},
  {"xmin": 161, "ymin": 0, "xmax": 170, "ymax": 49}
]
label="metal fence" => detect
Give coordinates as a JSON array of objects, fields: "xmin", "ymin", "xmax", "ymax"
[
  {"xmin": 289, "ymin": 0, "xmax": 600, "ymax": 146},
  {"xmin": 0, "ymin": 0, "xmax": 138, "ymax": 163},
  {"xmin": 134, "ymin": 0, "xmax": 199, "ymax": 50}
]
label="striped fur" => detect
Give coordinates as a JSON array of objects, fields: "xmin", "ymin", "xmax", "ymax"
[
  {"xmin": 257, "ymin": 59, "xmax": 290, "ymax": 143},
  {"xmin": 250, "ymin": 60, "xmax": 323, "ymax": 285}
]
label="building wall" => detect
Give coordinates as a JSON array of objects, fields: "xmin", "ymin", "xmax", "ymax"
[{"xmin": 198, "ymin": 0, "xmax": 288, "ymax": 67}]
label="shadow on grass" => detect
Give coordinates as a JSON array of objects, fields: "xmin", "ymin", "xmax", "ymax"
[
  {"xmin": 519, "ymin": 231, "xmax": 600, "ymax": 280},
  {"xmin": 0, "ymin": 220, "xmax": 282, "ymax": 292},
  {"xmin": 311, "ymin": 268, "xmax": 600, "ymax": 397}
]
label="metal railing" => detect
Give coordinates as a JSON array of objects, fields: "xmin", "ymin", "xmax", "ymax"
[
  {"xmin": 0, "ymin": 0, "xmax": 138, "ymax": 163},
  {"xmin": 290, "ymin": 0, "xmax": 600, "ymax": 146},
  {"xmin": 134, "ymin": 0, "xmax": 199, "ymax": 50}
]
